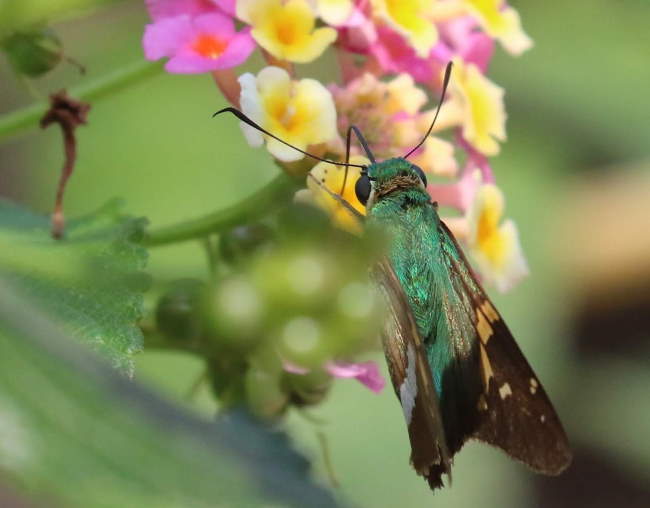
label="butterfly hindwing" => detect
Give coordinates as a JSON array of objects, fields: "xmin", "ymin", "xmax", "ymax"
[
  {"xmin": 373, "ymin": 258, "xmax": 452, "ymax": 488},
  {"xmin": 437, "ymin": 220, "xmax": 572, "ymax": 475}
]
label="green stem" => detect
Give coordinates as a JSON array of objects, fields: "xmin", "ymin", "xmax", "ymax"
[
  {"xmin": 0, "ymin": 60, "xmax": 163, "ymax": 141},
  {"xmin": 143, "ymin": 173, "xmax": 299, "ymax": 247}
]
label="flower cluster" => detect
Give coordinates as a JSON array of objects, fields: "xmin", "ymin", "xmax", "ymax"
[{"xmin": 142, "ymin": 0, "xmax": 532, "ymax": 395}]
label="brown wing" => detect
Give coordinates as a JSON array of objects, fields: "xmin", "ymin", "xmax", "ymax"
[
  {"xmin": 438, "ymin": 221, "xmax": 573, "ymax": 475},
  {"xmin": 372, "ymin": 258, "xmax": 452, "ymax": 488}
]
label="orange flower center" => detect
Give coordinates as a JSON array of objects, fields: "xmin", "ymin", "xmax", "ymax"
[
  {"xmin": 275, "ymin": 19, "xmax": 298, "ymax": 45},
  {"xmin": 192, "ymin": 34, "xmax": 228, "ymax": 59}
]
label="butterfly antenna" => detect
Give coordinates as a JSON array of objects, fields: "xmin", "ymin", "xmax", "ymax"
[
  {"xmin": 340, "ymin": 124, "xmax": 375, "ymax": 195},
  {"xmin": 213, "ymin": 107, "xmax": 366, "ymax": 169},
  {"xmin": 403, "ymin": 61, "xmax": 453, "ymax": 160}
]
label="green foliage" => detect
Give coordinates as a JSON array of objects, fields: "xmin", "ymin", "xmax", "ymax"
[
  {"xmin": 0, "ymin": 199, "xmax": 148, "ymax": 374},
  {"xmin": 0, "ymin": 283, "xmax": 342, "ymax": 508}
]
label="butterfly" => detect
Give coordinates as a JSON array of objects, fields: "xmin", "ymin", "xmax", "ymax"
[{"xmin": 214, "ymin": 62, "xmax": 572, "ymax": 490}]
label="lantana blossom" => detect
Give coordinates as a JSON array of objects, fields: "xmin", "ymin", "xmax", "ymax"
[
  {"xmin": 237, "ymin": 0, "xmax": 337, "ymax": 63},
  {"xmin": 466, "ymin": 183, "xmax": 528, "ymax": 292},
  {"xmin": 143, "ymin": 12, "xmax": 255, "ymax": 73},
  {"xmin": 331, "ymin": 72, "xmax": 454, "ymax": 175},
  {"xmin": 239, "ymin": 66, "xmax": 338, "ymax": 162},
  {"xmin": 438, "ymin": 58, "xmax": 506, "ymax": 156}
]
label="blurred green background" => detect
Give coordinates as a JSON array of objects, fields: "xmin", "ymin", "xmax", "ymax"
[{"xmin": 1, "ymin": 0, "xmax": 649, "ymax": 507}]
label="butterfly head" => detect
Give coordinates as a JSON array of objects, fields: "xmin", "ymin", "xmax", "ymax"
[{"xmin": 355, "ymin": 158, "xmax": 428, "ymax": 209}]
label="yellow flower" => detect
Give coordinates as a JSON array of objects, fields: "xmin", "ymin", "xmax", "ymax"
[
  {"xmin": 371, "ymin": 0, "xmax": 438, "ymax": 58},
  {"xmin": 442, "ymin": 58, "xmax": 506, "ymax": 156},
  {"xmin": 239, "ymin": 66, "xmax": 337, "ymax": 162},
  {"xmin": 467, "ymin": 183, "xmax": 528, "ymax": 292},
  {"xmin": 297, "ymin": 155, "xmax": 369, "ymax": 234},
  {"xmin": 462, "ymin": 0, "xmax": 533, "ymax": 55},
  {"xmin": 237, "ymin": 0, "xmax": 337, "ymax": 63}
]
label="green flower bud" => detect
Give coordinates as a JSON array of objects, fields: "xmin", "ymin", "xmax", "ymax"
[
  {"xmin": 207, "ymin": 275, "xmax": 265, "ymax": 351},
  {"xmin": 283, "ymin": 368, "xmax": 332, "ymax": 407},
  {"xmin": 155, "ymin": 278, "xmax": 206, "ymax": 344},
  {"xmin": 252, "ymin": 248, "xmax": 336, "ymax": 317},
  {"xmin": 245, "ymin": 367, "xmax": 289, "ymax": 420},
  {"xmin": 2, "ymin": 29, "xmax": 63, "ymax": 77},
  {"xmin": 275, "ymin": 315, "xmax": 330, "ymax": 369},
  {"xmin": 219, "ymin": 223, "xmax": 274, "ymax": 265}
]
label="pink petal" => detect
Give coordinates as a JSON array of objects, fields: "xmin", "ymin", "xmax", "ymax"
[
  {"xmin": 216, "ymin": 0, "xmax": 236, "ymax": 16},
  {"xmin": 192, "ymin": 11, "xmax": 235, "ymax": 36},
  {"xmin": 338, "ymin": 17, "xmax": 377, "ymax": 53},
  {"xmin": 216, "ymin": 29, "xmax": 256, "ymax": 65},
  {"xmin": 146, "ymin": 0, "xmax": 220, "ymax": 20},
  {"xmin": 165, "ymin": 29, "xmax": 254, "ymax": 73},
  {"xmin": 146, "ymin": 12, "xmax": 254, "ymax": 74},
  {"xmin": 457, "ymin": 133, "xmax": 495, "ymax": 183},
  {"xmin": 143, "ymin": 16, "xmax": 193, "ymax": 60},
  {"xmin": 438, "ymin": 15, "xmax": 494, "ymax": 73},
  {"xmin": 428, "ymin": 164, "xmax": 481, "ymax": 212},
  {"xmin": 369, "ymin": 26, "xmax": 438, "ymax": 83},
  {"xmin": 326, "ymin": 361, "xmax": 385, "ymax": 393},
  {"xmin": 461, "ymin": 33, "xmax": 494, "ymax": 73}
]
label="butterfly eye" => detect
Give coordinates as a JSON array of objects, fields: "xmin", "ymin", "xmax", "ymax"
[
  {"xmin": 413, "ymin": 165, "xmax": 427, "ymax": 187},
  {"xmin": 355, "ymin": 173, "xmax": 371, "ymax": 205}
]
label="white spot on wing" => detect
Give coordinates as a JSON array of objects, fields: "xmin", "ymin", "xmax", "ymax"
[
  {"xmin": 540, "ymin": 414, "xmax": 546, "ymax": 423},
  {"xmin": 399, "ymin": 344, "xmax": 418, "ymax": 424},
  {"xmin": 498, "ymin": 382, "xmax": 512, "ymax": 399},
  {"xmin": 529, "ymin": 377, "xmax": 538, "ymax": 394}
]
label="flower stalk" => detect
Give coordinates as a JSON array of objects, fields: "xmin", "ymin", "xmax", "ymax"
[{"xmin": 143, "ymin": 172, "xmax": 300, "ymax": 247}]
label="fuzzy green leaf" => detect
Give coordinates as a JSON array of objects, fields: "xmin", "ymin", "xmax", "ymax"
[
  {"xmin": 0, "ymin": 199, "xmax": 148, "ymax": 373},
  {"xmin": 0, "ymin": 281, "xmax": 341, "ymax": 508}
]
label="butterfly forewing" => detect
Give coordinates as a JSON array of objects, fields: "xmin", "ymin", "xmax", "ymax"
[
  {"xmin": 437, "ymin": 221, "xmax": 573, "ymax": 475},
  {"xmin": 372, "ymin": 258, "xmax": 452, "ymax": 487}
]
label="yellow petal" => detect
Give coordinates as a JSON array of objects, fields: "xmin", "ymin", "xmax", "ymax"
[
  {"xmin": 467, "ymin": 184, "xmax": 528, "ymax": 292},
  {"xmin": 450, "ymin": 59, "xmax": 506, "ymax": 156},
  {"xmin": 462, "ymin": 0, "xmax": 533, "ymax": 55},
  {"xmin": 244, "ymin": 0, "xmax": 337, "ymax": 63},
  {"xmin": 386, "ymin": 74, "xmax": 428, "ymax": 116},
  {"xmin": 371, "ymin": 0, "xmax": 438, "ymax": 57},
  {"xmin": 305, "ymin": 155, "xmax": 369, "ymax": 233},
  {"xmin": 240, "ymin": 66, "xmax": 338, "ymax": 162}
]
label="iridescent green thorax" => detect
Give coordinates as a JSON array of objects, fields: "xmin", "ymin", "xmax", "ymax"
[{"xmin": 367, "ymin": 158, "xmax": 425, "ymax": 201}]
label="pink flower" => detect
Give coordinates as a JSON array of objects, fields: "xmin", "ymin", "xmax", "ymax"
[
  {"xmin": 368, "ymin": 17, "xmax": 494, "ymax": 85},
  {"xmin": 369, "ymin": 25, "xmax": 440, "ymax": 83},
  {"xmin": 439, "ymin": 16, "xmax": 494, "ymax": 73},
  {"xmin": 326, "ymin": 361, "xmax": 385, "ymax": 393},
  {"xmin": 143, "ymin": 12, "xmax": 255, "ymax": 74},
  {"xmin": 145, "ymin": 0, "xmax": 235, "ymax": 20},
  {"xmin": 283, "ymin": 359, "xmax": 386, "ymax": 393}
]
